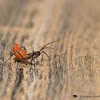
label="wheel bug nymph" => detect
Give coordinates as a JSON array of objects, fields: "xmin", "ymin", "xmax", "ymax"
[{"xmin": 6, "ymin": 40, "xmax": 66, "ymax": 64}]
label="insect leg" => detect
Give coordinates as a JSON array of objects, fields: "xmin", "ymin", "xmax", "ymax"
[
  {"xmin": 31, "ymin": 56, "xmax": 36, "ymax": 67},
  {"xmin": 5, "ymin": 54, "xmax": 14, "ymax": 63},
  {"xmin": 30, "ymin": 56, "xmax": 34, "ymax": 65},
  {"xmin": 41, "ymin": 51, "xmax": 50, "ymax": 60}
]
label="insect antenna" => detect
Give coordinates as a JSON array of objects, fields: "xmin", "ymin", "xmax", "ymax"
[
  {"xmin": 42, "ymin": 47, "xmax": 61, "ymax": 55},
  {"xmin": 40, "ymin": 40, "xmax": 66, "ymax": 51}
]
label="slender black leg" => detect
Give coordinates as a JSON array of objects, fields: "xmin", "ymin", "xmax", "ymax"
[
  {"xmin": 32, "ymin": 57, "xmax": 36, "ymax": 67},
  {"xmin": 41, "ymin": 52, "xmax": 43, "ymax": 61},
  {"xmin": 34, "ymin": 58, "xmax": 35, "ymax": 66},
  {"xmin": 30, "ymin": 57, "xmax": 33, "ymax": 65},
  {"xmin": 41, "ymin": 51, "xmax": 50, "ymax": 60},
  {"xmin": 6, "ymin": 53, "xmax": 14, "ymax": 63},
  {"xmin": 20, "ymin": 46, "xmax": 27, "ymax": 53}
]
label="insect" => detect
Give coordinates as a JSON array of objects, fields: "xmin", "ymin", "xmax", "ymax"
[{"xmin": 6, "ymin": 40, "xmax": 66, "ymax": 64}]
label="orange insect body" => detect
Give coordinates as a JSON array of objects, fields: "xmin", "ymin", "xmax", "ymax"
[{"xmin": 13, "ymin": 44, "xmax": 26, "ymax": 60}]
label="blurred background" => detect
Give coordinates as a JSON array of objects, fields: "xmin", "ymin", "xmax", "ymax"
[
  {"xmin": 0, "ymin": 0, "xmax": 100, "ymax": 29},
  {"xmin": 0, "ymin": 0, "xmax": 100, "ymax": 100}
]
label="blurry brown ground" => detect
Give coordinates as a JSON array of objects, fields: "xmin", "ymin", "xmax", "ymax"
[{"xmin": 0, "ymin": 0, "xmax": 100, "ymax": 100}]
